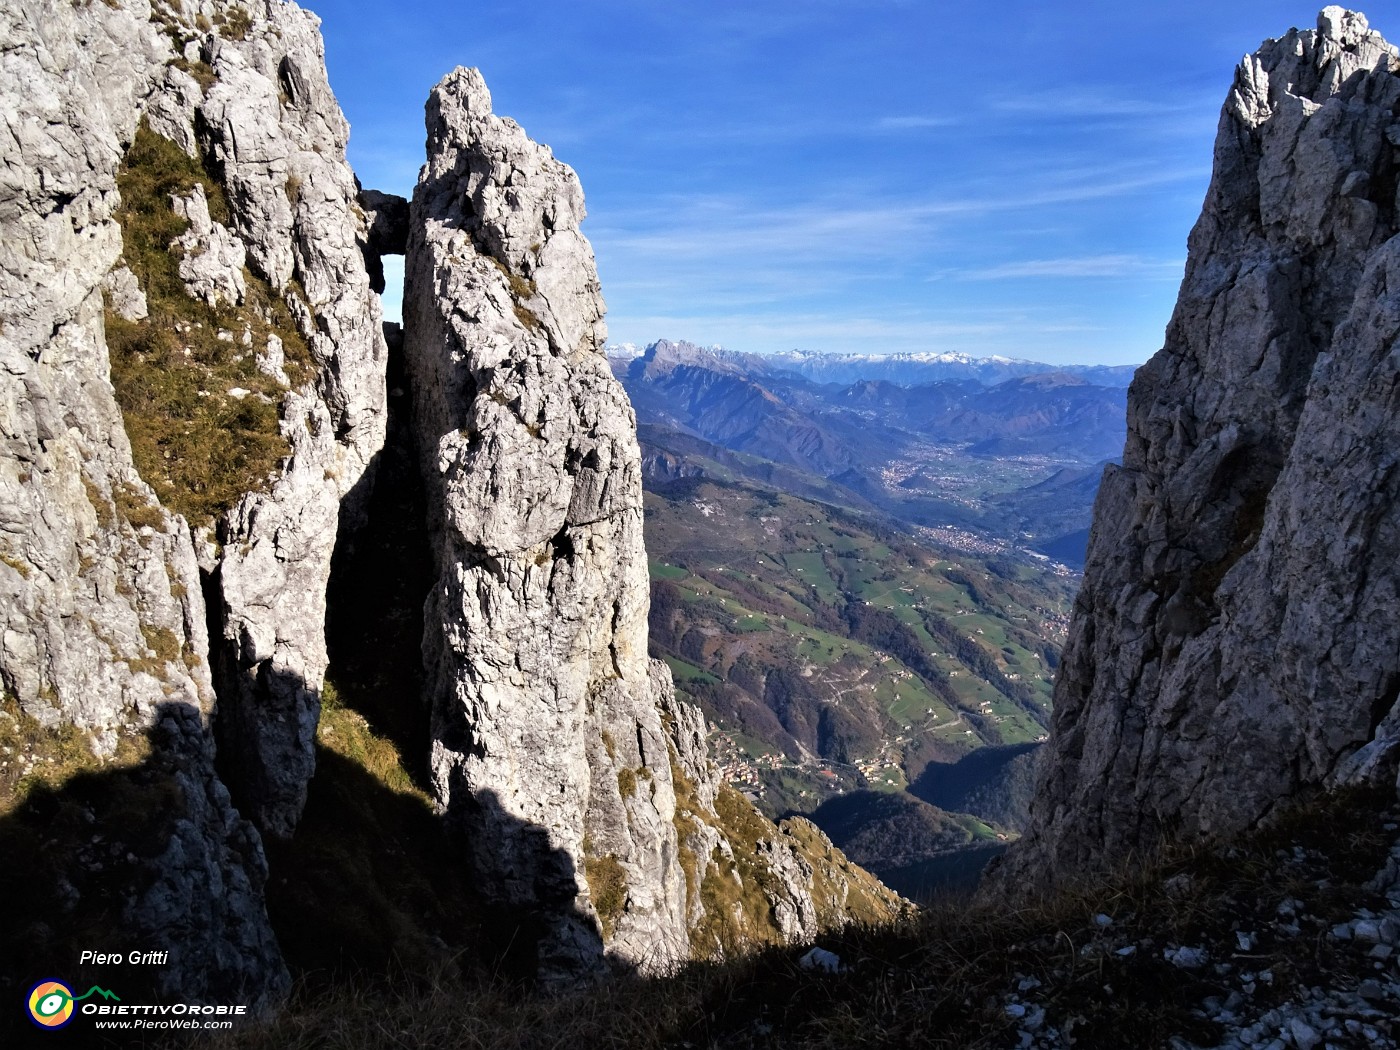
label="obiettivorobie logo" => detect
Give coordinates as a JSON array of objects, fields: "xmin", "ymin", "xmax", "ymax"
[
  {"xmin": 25, "ymin": 978, "xmax": 249, "ymax": 1032},
  {"xmin": 27, "ymin": 980, "xmax": 120, "ymax": 1029}
]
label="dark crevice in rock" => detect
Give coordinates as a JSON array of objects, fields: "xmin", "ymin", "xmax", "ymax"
[
  {"xmin": 203, "ymin": 557, "xmax": 247, "ymax": 813},
  {"xmin": 277, "ymin": 55, "xmax": 309, "ymax": 109},
  {"xmin": 549, "ymin": 523, "xmax": 576, "ymax": 563},
  {"xmin": 324, "ymin": 322, "xmax": 433, "ymax": 788},
  {"xmin": 1370, "ymin": 674, "xmax": 1400, "ymax": 738}
]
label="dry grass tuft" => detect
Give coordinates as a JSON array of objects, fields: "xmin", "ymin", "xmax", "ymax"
[
  {"xmin": 585, "ymin": 854, "xmax": 628, "ymax": 938},
  {"xmin": 0, "ymin": 689, "xmax": 154, "ymax": 839},
  {"xmin": 218, "ymin": 5, "xmax": 252, "ymax": 41}
]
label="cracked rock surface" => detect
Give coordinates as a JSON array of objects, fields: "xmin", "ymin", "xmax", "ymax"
[
  {"xmin": 404, "ymin": 67, "xmax": 902, "ymax": 979},
  {"xmin": 184, "ymin": 1, "xmax": 387, "ymax": 842},
  {"xmin": 996, "ymin": 6, "xmax": 1400, "ymax": 892},
  {"xmin": 405, "ymin": 66, "xmax": 691, "ymax": 980},
  {"xmin": 1, "ymin": 0, "xmax": 898, "ymax": 1007},
  {"xmin": 0, "ymin": 0, "xmax": 385, "ymax": 1005}
]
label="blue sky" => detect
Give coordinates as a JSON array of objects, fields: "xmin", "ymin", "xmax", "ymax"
[{"xmin": 307, "ymin": 1, "xmax": 1396, "ymax": 365}]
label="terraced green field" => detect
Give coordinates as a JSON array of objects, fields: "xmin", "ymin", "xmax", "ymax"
[{"xmin": 644, "ymin": 474, "xmax": 1077, "ymax": 835}]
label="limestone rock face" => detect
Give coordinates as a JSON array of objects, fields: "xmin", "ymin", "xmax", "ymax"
[
  {"xmin": 405, "ymin": 68, "xmax": 903, "ymax": 977},
  {"xmin": 358, "ymin": 187, "xmax": 409, "ymax": 293},
  {"xmin": 0, "ymin": 0, "xmax": 384, "ymax": 1004},
  {"xmin": 997, "ymin": 7, "xmax": 1400, "ymax": 891},
  {"xmin": 405, "ymin": 67, "xmax": 690, "ymax": 978},
  {"xmin": 1, "ymin": 0, "xmax": 898, "ymax": 1002},
  {"xmin": 176, "ymin": 2, "xmax": 387, "ymax": 841},
  {"xmin": 2, "ymin": 0, "xmax": 272, "ymax": 1007},
  {"xmin": 171, "ymin": 183, "xmax": 248, "ymax": 307}
]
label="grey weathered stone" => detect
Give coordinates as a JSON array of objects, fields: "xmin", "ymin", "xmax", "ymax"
[
  {"xmin": 405, "ymin": 67, "xmax": 689, "ymax": 978},
  {"xmin": 2, "ymin": 0, "xmax": 896, "ymax": 1002},
  {"xmin": 102, "ymin": 265, "xmax": 148, "ymax": 321},
  {"xmin": 0, "ymin": 0, "xmax": 290, "ymax": 1007},
  {"xmin": 0, "ymin": 0, "xmax": 391, "ymax": 1003},
  {"xmin": 404, "ymin": 67, "xmax": 901, "ymax": 978},
  {"xmin": 172, "ymin": 183, "xmax": 248, "ymax": 307},
  {"xmin": 256, "ymin": 332, "xmax": 290, "ymax": 385},
  {"xmin": 184, "ymin": 0, "xmax": 388, "ymax": 840},
  {"xmin": 995, "ymin": 7, "xmax": 1400, "ymax": 893},
  {"xmin": 358, "ymin": 187, "xmax": 409, "ymax": 294},
  {"xmin": 359, "ymin": 188, "xmax": 408, "ymax": 253}
]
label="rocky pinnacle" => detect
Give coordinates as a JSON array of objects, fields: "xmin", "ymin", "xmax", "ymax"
[
  {"xmin": 404, "ymin": 67, "xmax": 692, "ymax": 978},
  {"xmin": 0, "ymin": 0, "xmax": 897, "ymax": 1003},
  {"xmin": 995, "ymin": 7, "xmax": 1400, "ymax": 892}
]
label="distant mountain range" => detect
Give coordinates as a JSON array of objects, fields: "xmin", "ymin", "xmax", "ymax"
[
  {"xmin": 612, "ymin": 339, "xmax": 1131, "ymax": 566},
  {"xmin": 607, "ymin": 340, "xmax": 1140, "ymax": 388},
  {"xmin": 625, "ymin": 339, "xmax": 1132, "ymax": 895},
  {"xmin": 640, "ymin": 470, "xmax": 1074, "ymax": 899}
]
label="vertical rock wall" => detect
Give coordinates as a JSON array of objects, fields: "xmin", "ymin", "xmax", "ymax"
[
  {"xmin": 0, "ymin": 0, "xmax": 899, "ymax": 1003},
  {"xmin": 998, "ymin": 7, "xmax": 1400, "ymax": 891},
  {"xmin": 403, "ymin": 68, "xmax": 903, "ymax": 978},
  {"xmin": 0, "ymin": 0, "xmax": 384, "ymax": 1005},
  {"xmin": 180, "ymin": 1, "xmax": 387, "ymax": 840}
]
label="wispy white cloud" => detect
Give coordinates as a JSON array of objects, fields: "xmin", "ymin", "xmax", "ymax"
[
  {"xmin": 589, "ymin": 163, "xmax": 1206, "ymax": 267},
  {"xmin": 955, "ymin": 254, "xmax": 1186, "ymax": 280},
  {"xmin": 987, "ymin": 91, "xmax": 1211, "ymax": 118},
  {"xmin": 874, "ymin": 115, "xmax": 958, "ymax": 130},
  {"xmin": 572, "ymin": 111, "xmax": 963, "ymax": 149}
]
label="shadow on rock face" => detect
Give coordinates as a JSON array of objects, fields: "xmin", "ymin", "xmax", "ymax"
[
  {"xmin": 264, "ymin": 722, "xmax": 614, "ymax": 989},
  {"xmin": 445, "ymin": 782, "xmax": 615, "ymax": 987},
  {"xmin": 1, "ymin": 688, "xmax": 614, "ymax": 1050},
  {"xmin": 311, "ymin": 320, "xmax": 616, "ymax": 986},
  {"xmin": 0, "ymin": 700, "xmax": 287, "ymax": 1048},
  {"xmin": 323, "ymin": 321, "xmax": 433, "ymax": 790},
  {"xmin": 1, "ymin": 322, "xmax": 622, "ymax": 1047}
]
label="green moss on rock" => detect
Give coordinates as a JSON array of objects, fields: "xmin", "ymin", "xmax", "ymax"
[
  {"xmin": 671, "ymin": 749, "xmax": 903, "ymax": 959},
  {"xmin": 107, "ymin": 121, "xmax": 314, "ymax": 527},
  {"xmin": 585, "ymin": 853, "xmax": 629, "ymax": 938}
]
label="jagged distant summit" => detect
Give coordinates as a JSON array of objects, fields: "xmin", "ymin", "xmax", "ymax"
[{"xmin": 607, "ymin": 339, "xmax": 1139, "ymax": 387}]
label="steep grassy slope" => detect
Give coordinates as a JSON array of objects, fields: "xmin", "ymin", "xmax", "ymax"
[
  {"xmin": 646, "ymin": 476, "xmax": 1069, "ymax": 792},
  {"xmin": 107, "ymin": 121, "xmax": 313, "ymax": 526}
]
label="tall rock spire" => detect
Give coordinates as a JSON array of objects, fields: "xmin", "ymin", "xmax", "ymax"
[
  {"xmin": 403, "ymin": 67, "xmax": 691, "ymax": 977},
  {"xmin": 0, "ymin": 8, "xmax": 901, "ymax": 1007}
]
